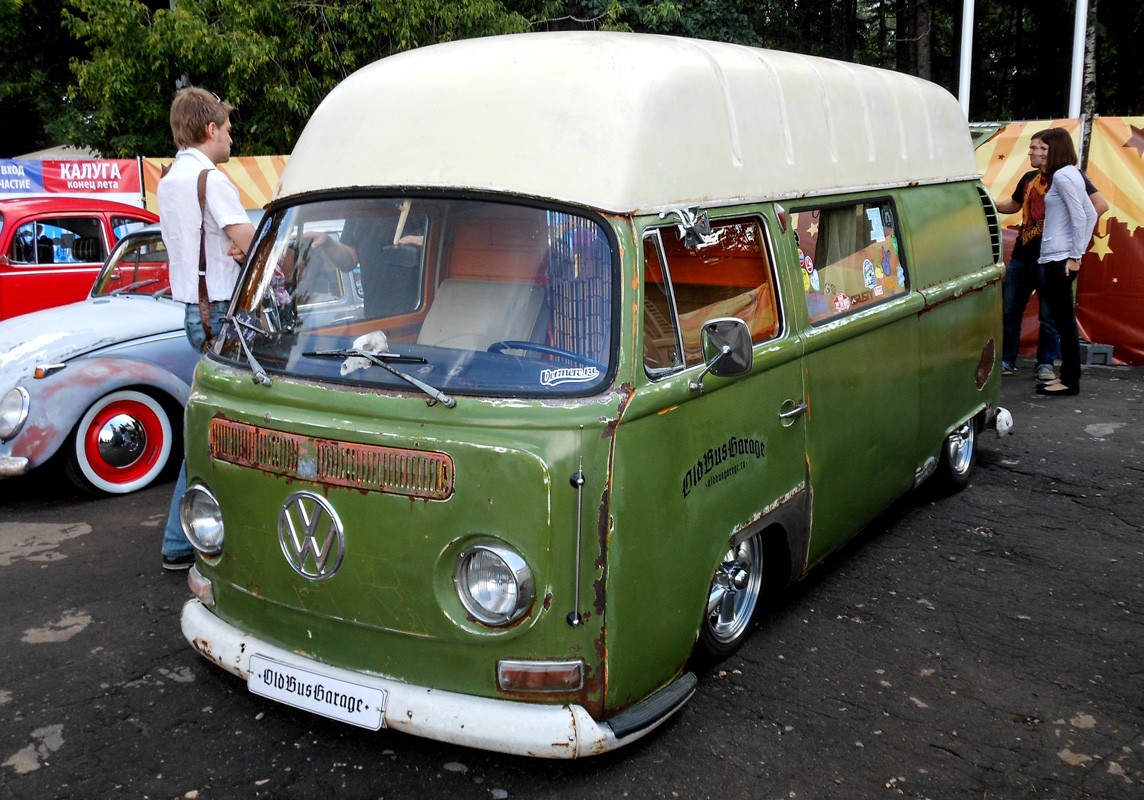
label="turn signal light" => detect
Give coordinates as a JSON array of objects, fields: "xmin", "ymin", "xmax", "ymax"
[
  {"xmin": 497, "ymin": 660, "xmax": 583, "ymax": 692},
  {"xmin": 188, "ymin": 565, "xmax": 214, "ymax": 606}
]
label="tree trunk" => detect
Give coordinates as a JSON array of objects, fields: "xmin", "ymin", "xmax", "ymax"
[
  {"xmin": 915, "ymin": 0, "xmax": 932, "ymax": 80},
  {"xmin": 1080, "ymin": 0, "xmax": 1099, "ymax": 169}
]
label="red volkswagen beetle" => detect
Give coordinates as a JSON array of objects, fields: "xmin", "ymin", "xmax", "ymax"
[{"xmin": 0, "ymin": 197, "xmax": 158, "ymax": 320}]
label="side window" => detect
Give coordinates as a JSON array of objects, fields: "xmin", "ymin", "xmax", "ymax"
[
  {"xmin": 111, "ymin": 216, "xmax": 150, "ymax": 240},
  {"xmin": 7, "ymin": 217, "xmax": 106, "ymax": 265},
  {"xmin": 9, "ymin": 222, "xmax": 37, "ymax": 263},
  {"xmin": 642, "ymin": 233, "xmax": 683, "ymax": 372},
  {"xmin": 643, "ymin": 217, "xmax": 780, "ymax": 375},
  {"xmin": 791, "ymin": 200, "xmax": 908, "ymax": 324}
]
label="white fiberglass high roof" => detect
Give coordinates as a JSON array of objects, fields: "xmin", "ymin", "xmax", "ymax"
[{"xmin": 276, "ymin": 32, "xmax": 978, "ymax": 214}]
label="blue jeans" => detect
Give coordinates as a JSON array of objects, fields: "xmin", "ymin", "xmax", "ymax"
[
  {"xmin": 163, "ymin": 302, "xmax": 228, "ymax": 558},
  {"xmin": 184, "ymin": 300, "xmax": 229, "ymax": 353},
  {"xmin": 1002, "ymin": 256, "xmax": 1059, "ymax": 368},
  {"xmin": 162, "ymin": 463, "xmax": 192, "ymax": 558}
]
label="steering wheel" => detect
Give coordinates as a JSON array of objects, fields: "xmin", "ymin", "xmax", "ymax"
[{"xmin": 486, "ymin": 341, "xmax": 605, "ymax": 372}]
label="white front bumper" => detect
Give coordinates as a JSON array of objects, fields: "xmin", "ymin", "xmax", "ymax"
[
  {"xmin": 0, "ymin": 455, "xmax": 29, "ymax": 477},
  {"xmin": 181, "ymin": 599, "xmax": 680, "ymax": 758}
]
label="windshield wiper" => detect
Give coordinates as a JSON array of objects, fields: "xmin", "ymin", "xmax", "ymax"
[
  {"xmin": 303, "ymin": 349, "xmax": 426, "ymax": 364},
  {"xmin": 109, "ymin": 278, "xmax": 160, "ymax": 296},
  {"xmin": 305, "ymin": 348, "xmax": 455, "ymax": 408},
  {"xmin": 222, "ymin": 315, "xmax": 273, "ymax": 387}
]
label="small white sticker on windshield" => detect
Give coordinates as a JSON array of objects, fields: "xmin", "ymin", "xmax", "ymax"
[{"xmin": 540, "ymin": 366, "xmax": 600, "ymax": 387}]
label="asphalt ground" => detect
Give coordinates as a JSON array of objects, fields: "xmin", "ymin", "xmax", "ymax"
[{"xmin": 0, "ymin": 359, "xmax": 1140, "ymax": 800}]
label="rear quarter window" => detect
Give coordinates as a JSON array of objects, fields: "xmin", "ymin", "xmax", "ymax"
[{"xmin": 791, "ymin": 200, "xmax": 908, "ymax": 324}]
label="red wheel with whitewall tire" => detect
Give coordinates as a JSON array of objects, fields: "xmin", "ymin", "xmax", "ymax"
[{"xmin": 65, "ymin": 390, "xmax": 173, "ymax": 495}]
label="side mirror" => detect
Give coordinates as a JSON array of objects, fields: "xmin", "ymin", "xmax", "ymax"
[{"xmin": 689, "ymin": 317, "xmax": 753, "ymax": 393}]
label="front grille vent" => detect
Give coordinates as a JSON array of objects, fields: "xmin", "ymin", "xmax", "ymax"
[{"xmin": 209, "ymin": 418, "xmax": 454, "ymax": 500}]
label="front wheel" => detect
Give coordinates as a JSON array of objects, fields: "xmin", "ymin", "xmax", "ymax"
[
  {"xmin": 65, "ymin": 390, "xmax": 173, "ymax": 495},
  {"xmin": 935, "ymin": 418, "xmax": 977, "ymax": 492},
  {"xmin": 697, "ymin": 533, "xmax": 765, "ymax": 661}
]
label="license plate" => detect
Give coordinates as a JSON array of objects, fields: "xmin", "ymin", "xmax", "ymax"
[{"xmin": 248, "ymin": 654, "xmax": 387, "ymax": 730}]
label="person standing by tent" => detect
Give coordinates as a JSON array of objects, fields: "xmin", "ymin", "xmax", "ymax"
[
  {"xmin": 158, "ymin": 87, "xmax": 255, "ymax": 570},
  {"xmin": 994, "ymin": 130, "xmax": 1107, "ymax": 381},
  {"xmin": 1033, "ymin": 127, "xmax": 1097, "ymax": 397}
]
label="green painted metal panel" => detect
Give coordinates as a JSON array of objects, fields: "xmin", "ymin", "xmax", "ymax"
[{"xmin": 185, "ymin": 361, "xmax": 624, "ymax": 715}]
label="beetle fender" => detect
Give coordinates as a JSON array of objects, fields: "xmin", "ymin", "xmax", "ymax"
[{"xmin": 1, "ymin": 357, "xmax": 192, "ymax": 472}]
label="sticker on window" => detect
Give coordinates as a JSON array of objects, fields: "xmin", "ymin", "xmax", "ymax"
[{"xmin": 541, "ymin": 366, "xmax": 600, "ymax": 387}]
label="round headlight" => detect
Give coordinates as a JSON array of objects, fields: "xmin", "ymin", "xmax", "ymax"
[
  {"xmin": 180, "ymin": 485, "xmax": 225, "ymax": 555},
  {"xmin": 454, "ymin": 544, "xmax": 534, "ymax": 626},
  {"xmin": 0, "ymin": 387, "xmax": 30, "ymax": 441}
]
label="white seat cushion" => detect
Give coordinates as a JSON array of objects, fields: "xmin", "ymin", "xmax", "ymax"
[{"xmin": 417, "ymin": 279, "xmax": 545, "ymax": 351}]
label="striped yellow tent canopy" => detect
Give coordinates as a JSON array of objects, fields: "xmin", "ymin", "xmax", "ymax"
[
  {"xmin": 973, "ymin": 118, "xmax": 1081, "ymax": 227},
  {"xmin": 142, "ymin": 155, "xmax": 288, "ymax": 212}
]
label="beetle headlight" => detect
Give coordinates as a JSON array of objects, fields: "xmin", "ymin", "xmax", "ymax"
[
  {"xmin": 0, "ymin": 387, "xmax": 30, "ymax": 441},
  {"xmin": 454, "ymin": 544, "xmax": 534, "ymax": 626},
  {"xmin": 180, "ymin": 485, "xmax": 225, "ymax": 556}
]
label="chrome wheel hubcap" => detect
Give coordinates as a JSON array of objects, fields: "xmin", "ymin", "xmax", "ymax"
[
  {"xmin": 706, "ymin": 538, "xmax": 763, "ymax": 644},
  {"xmin": 96, "ymin": 414, "xmax": 147, "ymax": 468},
  {"xmin": 947, "ymin": 421, "xmax": 975, "ymax": 476}
]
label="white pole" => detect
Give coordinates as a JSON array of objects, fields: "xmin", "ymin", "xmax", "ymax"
[
  {"xmin": 1068, "ymin": 0, "xmax": 1089, "ymax": 118},
  {"xmin": 958, "ymin": 0, "xmax": 975, "ymax": 120}
]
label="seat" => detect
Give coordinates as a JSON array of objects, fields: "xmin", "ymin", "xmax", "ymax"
[
  {"xmin": 357, "ymin": 242, "xmax": 422, "ymax": 319},
  {"xmin": 416, "ymin": 279, "xmax": 545, "ymax": 351},
  {"xmin": 36, "ymin": 237, "xmax": 54, "ymax": 264},
  {"xmin": 72, "ymin": 237, "xmax": 104, "ymax": 263}
]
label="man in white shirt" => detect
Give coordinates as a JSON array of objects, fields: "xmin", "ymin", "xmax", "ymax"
[
  {"xmin": 158, "ymin": 87, "xmax": 255, "ymax": 350},
  {"xmin": 159, "ymin": 87, "xmax": 255, "ymax": 570}
]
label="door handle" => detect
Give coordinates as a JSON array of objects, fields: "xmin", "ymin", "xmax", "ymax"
[{"xmin": 778, "ymin": 402, "xmax": 808, "ymax": 421}]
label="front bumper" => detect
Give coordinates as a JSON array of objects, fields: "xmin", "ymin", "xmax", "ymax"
[
  {"xmin": 181, "ymin": 599, "xmax": 694, "ymax": 758},
  {"xmin": 0, "ymin": 455, "xmax": 29, "ymax": 477}
]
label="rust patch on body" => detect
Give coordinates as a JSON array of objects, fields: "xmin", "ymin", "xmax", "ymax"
[
  {"xmin": 208, "ymin": 417, "xmax": 454, "ymax": 499},
  {"xmin": 592, "ymin": 487, "xmax": 610, "ymax": 615},
  {"xmin": 975, "ymin": 338, "xmax": 996, "ymax": 390},
  {"xmin": 598, "ymin": 382, "xmax": 632, "ymax": 440}
]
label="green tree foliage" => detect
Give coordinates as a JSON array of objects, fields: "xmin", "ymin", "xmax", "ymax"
[
  {"xmin": 1092, "ymin": 0, "xmax": 1141, "ymax": 116},
  {"xmin": 0, "ymin": 0, "xmax": 90, "ymax": 156},
  {"xmin": 58, "ymin": 0, "xmax": 530, "ymax": 157},
  {"xmin": 2, "ymin": 0, "xmax": 1139, "ymax": 158}
]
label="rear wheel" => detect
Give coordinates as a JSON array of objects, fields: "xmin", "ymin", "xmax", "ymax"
[
  {"xmin": 65, "ymin": 390, "xmax": 173, "ymax": 495},
  {"xmin": 697, "ymin": 533, "xmax": 765, "ymax": 661},
  {"xmin": 935, "ymin": 418, "xmax": 977, "ymax": 492}
]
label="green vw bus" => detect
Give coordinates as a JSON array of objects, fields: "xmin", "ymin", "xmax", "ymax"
[{"xmin": 178, "ymin": 32, "xmax": 1010, "ymax": 758}]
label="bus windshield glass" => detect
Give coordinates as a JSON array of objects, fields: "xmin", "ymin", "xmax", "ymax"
[{"xmin": 218, "ymin": 197, "xmax": 614, "ymax": 397}]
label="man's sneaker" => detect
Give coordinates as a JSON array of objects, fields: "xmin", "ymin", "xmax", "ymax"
[
  {"xmin": 162, "ymin": 552, "xmax": 195, "ymax": 571},
  {"xmin": 1002, "ymin": 362, "xmax": 1016, "ymax": 376},
  {"xmin": 1035, "ymin": 364, "xmax": 1056, "ymax": 382}
]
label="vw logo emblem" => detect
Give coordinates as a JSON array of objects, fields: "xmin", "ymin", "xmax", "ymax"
[{"xmin": 278, "ymin": 491, "xmax": 345, "ymax": 581}]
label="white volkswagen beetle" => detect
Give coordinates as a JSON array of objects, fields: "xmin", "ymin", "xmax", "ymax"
[
  {"xmin": 0, "ymin": 222, "xmax": 199, "ymax": 494},
  {"xmin": 0, "ymin": 211, "xmax": 368, "ymax": 494}
]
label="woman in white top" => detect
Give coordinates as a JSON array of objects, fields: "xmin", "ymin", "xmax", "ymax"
[{"xmin": 1036, "ymin": 128, "xmax": 1098, "ymax": 396}]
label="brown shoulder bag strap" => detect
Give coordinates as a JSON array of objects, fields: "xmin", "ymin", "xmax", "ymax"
[{"xmin": 196, "ymin": 169, "xmax": 213, "ymax": 351}]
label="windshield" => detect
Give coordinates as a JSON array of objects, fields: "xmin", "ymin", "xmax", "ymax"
[
  {"xmin": 218, "ymin": 197, "xmax": 615, "ymax": 398},
  {"xmin": 91, "ymin": 230, "xmax": 171, "ymax": 297}
]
